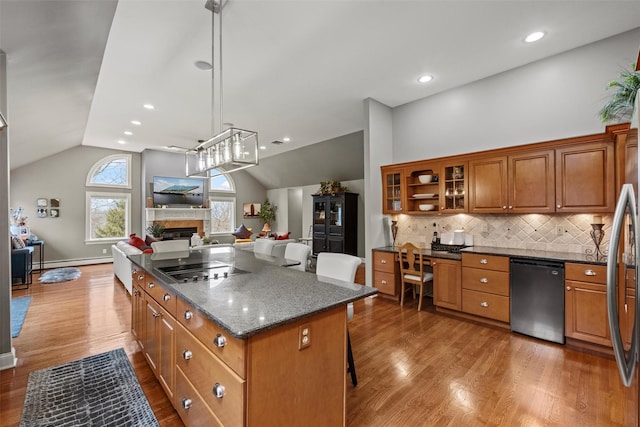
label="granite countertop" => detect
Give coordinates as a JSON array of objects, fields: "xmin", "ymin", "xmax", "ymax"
[
  {"xmin": 128, "ymin": 246, "xmax": 377, "ymax": 339},
  {"xmin": 373, "ymin": 245, "xmax": 607, "ymax": 265}
]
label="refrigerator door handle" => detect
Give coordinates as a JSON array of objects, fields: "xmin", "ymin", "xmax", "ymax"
[{"xmin": 607, "ymin": 183, "xmax": 639, "ymax": 387}]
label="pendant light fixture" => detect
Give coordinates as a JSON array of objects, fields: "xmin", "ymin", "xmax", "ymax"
[
  {"xmin": 0, "ymin": 112, "xmax": 7, "ymax": 131},
  {"xmin": 186, "ymin": 0, "xmax": 258, "ymax": 177}
]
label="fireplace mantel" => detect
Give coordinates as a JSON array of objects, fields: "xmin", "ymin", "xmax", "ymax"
[{"xmin": 145, "ymin": 208, "xmax": 211, "ymax": 236}]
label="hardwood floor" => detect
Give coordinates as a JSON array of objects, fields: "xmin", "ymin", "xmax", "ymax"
[{"xmin": 1, "ymin": 264, "xmax": 636, "ymax": 426}]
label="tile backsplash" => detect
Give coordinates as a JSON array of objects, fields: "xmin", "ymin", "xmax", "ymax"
[{"xmin": 394, "ymin": 213, "xmax": 610, "ymax": 254}]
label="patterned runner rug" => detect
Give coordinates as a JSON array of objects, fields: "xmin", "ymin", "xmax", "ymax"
[{"xmin": 20, "ymin": 348, "xmax": 159, "ymax": 427}]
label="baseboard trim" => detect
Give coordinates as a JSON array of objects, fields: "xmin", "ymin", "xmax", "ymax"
[
  {"xmin": 42, "ymin": 257, "xmax": 113, "ymax": 270},
  {"xmin": 0, "ymin": 347, "xmax": 16, "ymax": 371}
]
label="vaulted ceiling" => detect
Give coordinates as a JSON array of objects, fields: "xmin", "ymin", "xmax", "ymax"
[{"xmin": 1, "ymin": 1, "xmax": 639, "ymax": 176}]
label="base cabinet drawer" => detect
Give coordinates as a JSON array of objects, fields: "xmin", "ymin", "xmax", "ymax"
[
  {"xmin": 176, "ymin": 322, "xmax": 245, "ymax": 427},
  {"xmin": 462, "ymin": 289, "xmax": 510, "ymax": 323},
  {"xmin": 175, "ymin": 366, "xmax": 223, "ymax": 427},
  {"xmin": 373, "ymin": 271, "xmax": 397, "ymax": 296},
  {"xmin": 373, "ymin": 251, "xmax": 396, "ymax": 273},
  {"xmin": 462, "ymin": 268, "xmax": 509, "ymax": 296}
]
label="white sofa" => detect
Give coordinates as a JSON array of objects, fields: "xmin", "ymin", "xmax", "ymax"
[{"xmin": 111, "ymin": 241, "xmax": 143, "ymax": 295}]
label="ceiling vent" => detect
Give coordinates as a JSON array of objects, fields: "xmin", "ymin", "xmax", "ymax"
[{"xmin": 271, "ymin": 140, "xmax": 284, "ymax": 145}]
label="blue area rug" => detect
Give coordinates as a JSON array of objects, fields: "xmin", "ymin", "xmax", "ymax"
[
  {"xmin": 11, "ymin": 296, "xmax": 31, "ymax": 338},
  {"xmin": 20, "ymin": 348, "xmax": 159, "ymax": 427},
  {"xmin": 38, "ymin": 267, "xmax": 82, "ymax": 283}
]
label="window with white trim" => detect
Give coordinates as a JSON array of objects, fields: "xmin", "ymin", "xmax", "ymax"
[
  {"xmin": 209, "ymin": 170, "xmax": 236, "ymax": 234},
  {"xmin": 86, "ymin": 192, "xmax": 130, "ymax": 241},
  {"xmin": 86, "ymin": 154, "xmax": 131, "ymax": 189}
]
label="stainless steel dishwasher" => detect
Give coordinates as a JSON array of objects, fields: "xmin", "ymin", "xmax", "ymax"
[{"xmin": 510, "ymin": 258, "xmax": 565, "ymax": 344}]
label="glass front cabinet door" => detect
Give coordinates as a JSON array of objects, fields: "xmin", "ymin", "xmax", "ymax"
[
  {"xmin": 441, "ymin": 162, "xmax": 467, "ymax": 213},
  {"xmin": 381, "ymin": 167, "xmax": 403, "ymax": 214}
]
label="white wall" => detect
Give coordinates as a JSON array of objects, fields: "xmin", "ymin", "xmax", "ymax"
[{"xmin": 392, "ymin": 28, "xmax": 640, "ymax": 163}]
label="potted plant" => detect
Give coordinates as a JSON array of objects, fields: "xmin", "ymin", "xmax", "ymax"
[
  {"xmin": 258, "ymin": 198, "xmax": 277, "ymax": 227},
  {"xmin": 146, "ymin": 223, "xmax": 165, "ymax": 239},
  {"xmin": 599, "ymin": 63, "xmax": 640, "ymax": 123},
  {"xmin": 317, "ymin": 179, "xmax": 349, "ymax": 196}
]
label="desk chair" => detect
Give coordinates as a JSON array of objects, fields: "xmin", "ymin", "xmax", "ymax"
[
  {"xmin": 316, "ymin": 252, "xmax": 361, "ymax": 386},
  {"xmin": 397, "ymin": 242, "xmax": 434, "ymax": 311},
  {"xmin": 283, "ymin": 242, "xmax": 311, "ymax": 272}
]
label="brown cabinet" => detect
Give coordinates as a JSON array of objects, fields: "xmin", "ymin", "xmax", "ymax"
[
  {"xmin": 564, "ymin": 263, "xmax": 611, "ymax": 347},
  {"xmin": 381, "ymin": 167, "xmax": 404, "ymax": 214},
  {"xmin": 461, "ymin": 253, "xmax": 510, "ymax": 323},
  {"xmin": 143, "ymin": 292, "xmax": 175, "ymax": 399},
  {"xmin": 440, "ymin": 162, "xmax": 467, "ymax": 213},
  {"xmin": 404, "ymin": 164, "xmax": 441, "ymax": 214},
  {"xmin": 371, "ymin": 249, "xmax": 399, "ymax": 298},
  {"xmin": 469, "ymin": 149, "xmax": 555, "ymax": 214},
  {"xmin": 432, "ymin": 258, "xmax": 461, "ymax": 311},
  {"xmin": 555, "ymin": 141, "xmax": 615, "ymax": 212}
]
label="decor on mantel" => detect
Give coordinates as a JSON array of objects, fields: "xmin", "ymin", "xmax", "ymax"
[
  {"xmin": 186, "ymin": 0, "xmax": 258, "ymax": 178},
  {"xmin": 146, "ymin": 223, "xmax": 165, "ymax": 239},
  {"xmin": 585, "ymin": 216, "xmax": 607, "ymax": 261},
  {"xmin": 599, "ymin": 63, "xmax": 639, "ymax": 123},
  {"xmin": 316, "ymin": 180, "xmax": 350, "ymax": 196}
]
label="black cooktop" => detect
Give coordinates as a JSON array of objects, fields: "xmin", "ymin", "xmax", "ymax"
[{"xmin": 158, "ymin": 261, "xmax": 248, "ymax": 283}]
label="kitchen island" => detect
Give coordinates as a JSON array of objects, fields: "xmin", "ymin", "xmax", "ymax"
[{"xmin": 128, "ymin": 245, "xmax": 376, "ymax": 427}]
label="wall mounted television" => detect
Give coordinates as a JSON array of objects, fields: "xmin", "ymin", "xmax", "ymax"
[{"xmin": 152, "ymin": 176, "xmax": 205, "ymax": 207}]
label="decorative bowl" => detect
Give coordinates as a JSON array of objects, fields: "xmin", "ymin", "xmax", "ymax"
[
  {"xmin": 419, "ymin": 204, "xmax": 435, "ymax": 211},
  {"xmin": 418, "ymin": 175, "xmax": 433, "ymax": 184}
]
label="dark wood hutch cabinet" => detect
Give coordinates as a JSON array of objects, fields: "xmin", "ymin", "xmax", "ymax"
[{"xmin": 312, "ymin": 192, "xmax": 358, "ymax": 256}]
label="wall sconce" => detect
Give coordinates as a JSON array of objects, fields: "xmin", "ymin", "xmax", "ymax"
[{"xmin": 0, "ymin": 112, "xmax": 7, "ymax": 130}]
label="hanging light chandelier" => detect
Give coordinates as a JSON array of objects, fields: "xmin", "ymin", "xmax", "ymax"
[
  {"xmin": 0, "ymin": 112, "xmax": 7, "ymax": 131},
  {"xmin": 186, "ymin": 0, "xmax": 258, "ymax": 177}
]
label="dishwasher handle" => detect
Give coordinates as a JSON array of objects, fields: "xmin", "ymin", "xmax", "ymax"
[{"xmin": 510, "ymin": 257, "xmax": 564, "ymax": 270}]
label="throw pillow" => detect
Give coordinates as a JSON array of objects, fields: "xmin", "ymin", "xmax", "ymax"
[
  {"xmin": 232, "ymin": 224, "xmax": 252, "ymax": 240},
  {"xmin": 276, "ymin": 232, "xmax": 291, "ymax": 240},
  {"xmin": 128, "ymin": 233, "xmax": 147, "ymax": 250},
  {"xmin": 145, "ymin": 234, "xmax": 159, "ymax": 246},
  {"xmin": 12, "ymin": 236, "xmax": 25, "ymax": 249}
]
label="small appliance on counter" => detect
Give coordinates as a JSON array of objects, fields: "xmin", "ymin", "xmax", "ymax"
[{"xmin": 431, "ymin": 230, "xmax": 473, "ymax": 253}]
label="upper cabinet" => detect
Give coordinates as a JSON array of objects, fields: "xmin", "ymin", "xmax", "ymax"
[
  {"xmin": 555, "ymin": 140, "xmax": 615, "ymax": 212},
  {"xmin": 382, "ymin": 126, "xmax": 627, "ymax": 216},
  {"xmin": 469, "ymin": 149, "xmax": 555, "ymax": 214},
  {"xmin": 404, "ymin": 164, "xmax": 441, "ymax": 214},
  {"xmin": 381, "ymin": 167, "xmax": 404, "ymax": 214}
]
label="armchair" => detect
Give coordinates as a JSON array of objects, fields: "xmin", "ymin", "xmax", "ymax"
[{"xmin": 12, "ymin": 246, "xmax": 33, "ymax": 287}]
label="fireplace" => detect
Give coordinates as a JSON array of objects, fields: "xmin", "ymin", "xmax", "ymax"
[
  {"xmin": 145, "ymin": 208, "xmax": 210, "ymax": 238},
  {"xmin": 162, "ymin": 227, "xmax": 198, "ymax": 241}
]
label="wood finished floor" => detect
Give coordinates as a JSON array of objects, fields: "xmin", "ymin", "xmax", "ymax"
[{"xmin": 1, "ymin": 264, "xmax": 636, "ymax": 426}]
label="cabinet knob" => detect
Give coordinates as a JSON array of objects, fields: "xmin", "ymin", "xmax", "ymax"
[
  {"xmin": 480, "ymin": 278, "xmax": 488, "ymax": 284},
  {"xmin": 502, "ymin": 206, "xmax": 507, "ymax": 210},
  {"xmin": 480, "ymin": 301, "xmax": 489, "ymax": 307},
  {"xmin": 183, "ymin": 349, "xmax": 193, "ymax": 360},
  {"xmin": 213, "ymin": 383, "xmax": 226, "ymax": 399},
  {"xmin": 137, "ymin": 275, "xmax": 144, "ymax": 281},
  {"xmin": 557, "ymin": 204, "xmax": 561, "ymax": 209},
  {"xmin": 381, "ymin": 259, "xmax": 387, "ymax": 264},
  {"xmin": 480, "ymin": 259, "xmax": 488, "ymax": 264},
  {"xmin": 184, "ymin": 310, "xmax": 193, "ymax": 320},
  {"xmin": 148, "ymin": 282, "xmax": 155, "ymax": 289},
  {"xmin": 213, "ymin": 333, "xmax": 227, "ymax": 348},
  {"xmin": 508, "ymin": 205, "xmax": 513, "ymax": 209},
  {"xmin": 182, "ymin": 398, "xmax": 193, "ymax": 410},
  {"xmin": 152, "ymin": 311, "xmax": 160, "ymax": 318},
  {"xmin": 381, "ymin": 280, "xmax": 387, "ymax": 285},
  {"xmin": 584, "ymin": 270, "xmax": 597, "ymax": 276},
  {"xmin": 566, "ymin": 286, "xmax": 572, "ymax": 291},
  {"xmin": 163, "ymin": 293, "xmax": 171, "ymax": 302}
]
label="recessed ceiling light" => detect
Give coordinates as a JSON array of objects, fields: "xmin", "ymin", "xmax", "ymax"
[
  {"xmin": 524, "ymin": 31, "xmax": 545, "ymax": 43},
  {"xmin": 117, "ymin": 140, "xmax": 126, "ymax": 144},
  {"xmin": 123, "ymin": 131, "xmax": 133, "ymax": 136},
  {"xmin": 143, "ymin": 104, "xmax": 155, "ymax": 110},
  {"xmin": 418, "ymin": 75, "xmax": 433, "ymax": 83},
  {"xmin": 194, "ymin": 60, "xmax": 212, "ymax": 70},
  {"xmin": 283, "ymin": 137, "xmax": 290, "ymax": 142},
  {"xmin": 131, "ymin": 120, "xmax": 141, "ymax": 125},
  {"xmin": 259, "ymin": 145, "xmax": 267, "ymax": 150}
]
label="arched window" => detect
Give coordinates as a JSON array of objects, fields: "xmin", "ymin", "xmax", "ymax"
[
  {"xmin": 209, "ymin": 169, "xmax": 236, "ymax": 233},
  {"xmin": 86, "ymin": 154, "xmax": 131, "ymax": 189},
  {"xmin": 85, "ymin": 154, "xmax": 132, "ymax": 242}
]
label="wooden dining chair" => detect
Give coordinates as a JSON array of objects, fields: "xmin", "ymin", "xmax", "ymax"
[{"xmin": 397, "ymin": 242, "xmax": 433, "ymax": 311}]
